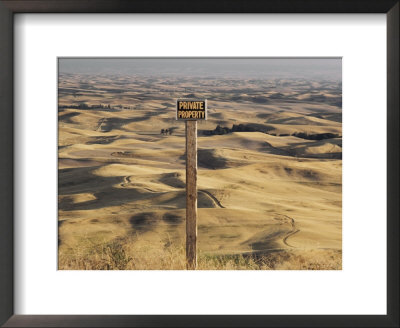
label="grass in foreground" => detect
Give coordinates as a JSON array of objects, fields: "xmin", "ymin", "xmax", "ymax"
[{"xmin": 58, "ymin": 235, "xmax": 342, "ymax": 270}]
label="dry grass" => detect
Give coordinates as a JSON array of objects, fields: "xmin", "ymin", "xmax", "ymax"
[{"xmin": 59, "ymin": 234, "xmax": 341, "ymax": 270}]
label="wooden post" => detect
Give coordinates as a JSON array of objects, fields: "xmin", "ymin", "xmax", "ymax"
[
  {"xmin": 177, "ymin": 99, "xmax": 206, "ymax": 270},
  {"xmin": 185, "ymin": 120, "xmax": 197, "ymax": 270}
]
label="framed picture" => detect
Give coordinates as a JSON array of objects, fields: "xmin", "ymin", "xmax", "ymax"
[{"xmin": 0, "ymin": 0, "xmax": 398, "ymax": 327}]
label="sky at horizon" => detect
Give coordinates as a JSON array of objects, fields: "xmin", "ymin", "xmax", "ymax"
[{"xmin": 59, "ymin": 58, "xmax": 342, "ymax": 81}]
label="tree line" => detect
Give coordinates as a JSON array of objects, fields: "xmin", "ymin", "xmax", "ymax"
[
  {"xmin": 161, "ymin": 128, "xmax": 173, "ymax": 135},
  {"xmin": 59, "ymin": 103, "xmax": 136, "ymax": 110},
  {"xmin": 202, "ymin": 124, "xmax": 258, "ymax": 135},
  {"xmin": 202, "ymin": 124, "xmax": 341, "ymax": 140}
]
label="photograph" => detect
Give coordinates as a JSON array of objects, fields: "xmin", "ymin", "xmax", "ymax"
[{"xmin": 58, "ymin": 58, "xmax": 342, "ymax": 270}]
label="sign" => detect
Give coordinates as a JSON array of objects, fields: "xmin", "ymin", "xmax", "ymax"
[{"xmin": 176, "ymin": 99, "xmax": 207, "ymax": 120}]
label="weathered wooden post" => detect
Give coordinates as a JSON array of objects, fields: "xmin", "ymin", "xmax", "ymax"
[
  {"xmin": 185, "ymin": 120, "xmax": 197, "ymax": 269},
  {"xmin": 176, "ymin": 99, "xmax": 207, "ymax": 270}
]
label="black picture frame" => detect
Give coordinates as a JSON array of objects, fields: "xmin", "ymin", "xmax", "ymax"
[{"xmin": 0, "ymin": 1, "xmax": 398, "ymax": 327}]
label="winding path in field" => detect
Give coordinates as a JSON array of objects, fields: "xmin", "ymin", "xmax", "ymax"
[
  {"xmin": 280, "ymin": 214, "xmax": 300, "ymax": 248},
  {"xmin": 198, "ymin": 189, "xmax": 225, "ymax": 208}
]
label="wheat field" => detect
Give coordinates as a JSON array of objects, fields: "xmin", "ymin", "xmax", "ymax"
[{"xmin": 58, "ymin": 60, "xmax": 342, "ymax": 270}]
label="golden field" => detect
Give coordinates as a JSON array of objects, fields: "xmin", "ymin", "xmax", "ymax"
[{"xmin": 58, "ymin": 73, "xmax": 342, "ymax": 270}]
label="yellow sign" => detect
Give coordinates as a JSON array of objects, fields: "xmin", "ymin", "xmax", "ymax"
[{"xmin": 176, "ymin": 99, "xmax": 207, "ymax": 120}]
